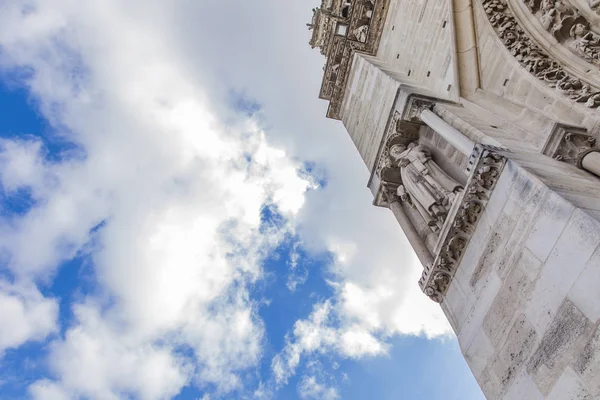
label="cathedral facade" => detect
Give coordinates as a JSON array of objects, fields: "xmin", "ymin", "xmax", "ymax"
[{"xmin": 309, "ymin": 0, "xmax": 600, "ymax": 398}]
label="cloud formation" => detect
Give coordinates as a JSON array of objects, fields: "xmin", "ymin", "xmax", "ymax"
[{"xmin": 0, "ymin": 0, "xmax": 451, "ymax": 398}]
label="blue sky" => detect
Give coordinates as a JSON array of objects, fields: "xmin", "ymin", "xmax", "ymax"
[{"xmin": 0, "ymin": 1, "xmax": 483, "ymax": 399}]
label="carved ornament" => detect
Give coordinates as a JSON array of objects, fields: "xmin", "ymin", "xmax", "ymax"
[
  {"xmin": 374, "ymin": 111, "xmax": 420, "ymax": 182},
  {"xmin": 310, "ymin": 0, "xmax": 391, "ymax": 120},
  {"xmin": 523, "ymin": 0, "xmax": 600, "ymax": 66},
  {"xmin": 401, "ymin": 96, "xmax": 436, "ymax": 123},
  {"xmin": 481, "ymin": 0, "xmax": 600, "ymax": 108},
  {"xmin": 419, "ymin": 146, "xmax": 507, "ymax": 302},
  {"xmin": 542, "ymin": 124, "xmax": 598, "ymax": 164}
]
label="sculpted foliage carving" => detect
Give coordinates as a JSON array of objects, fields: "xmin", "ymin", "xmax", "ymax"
[
  {"xmin": 482, "ymin": 0, "xmax": 600, "ymax": 108},
  {"xmin": 543, "ymin": 125, "xmax": 599, "ymax": 165},
  {"xmin": 375, "ymin": 111, "xmax": 420, "ymax": 181},
  {"xmin": 419, "ymin": 149, "xmax": 507, "ymax": 303}
]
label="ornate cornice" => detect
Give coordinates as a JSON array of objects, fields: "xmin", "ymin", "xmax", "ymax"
[
  {"xmin": 419, "ymin": 146, "xmax": 507, "ymax": 302},
  {"xmin": 481, "ymin": 0, "xmax": 600, "ymax": 108},
  {"xmin": 309, "ymin": 0, "xmax": 391, "ymax": 120}
]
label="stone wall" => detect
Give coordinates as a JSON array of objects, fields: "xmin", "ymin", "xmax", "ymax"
[
  {"xmin": 443, "ymin": 157, "xmax": 600, "ymax": 399},
  {"xmin": 374, "ymin": 0, "xmax": 459, "ymax": 100},
  {"xmin": 436, "ymin": 98, "xmax": 555, "ymax": 153},
  {"xmin": 340, "ymin": 55, "xmax": 400, "ymax": 169}
]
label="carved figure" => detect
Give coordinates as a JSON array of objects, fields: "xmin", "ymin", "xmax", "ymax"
[
  {"xmin": 389, "ymin": 143, "xmax": 463, "ymax": 227},
  {"xmin": 539, "ymin": 0, "xmax": 556, "ymax": 30},
  {"xmin": 353, "ymin": 25, "xmax": 369, "ymax": 42},
  {"xmin": 419, "ymin": 149, "xmax": 507, "ymax": 302},
  {"xmin": 483, "ymin": 0, "xmax": 600, "ymax": 107},
  {"xmin": 589, "ymin": 0, "xmax": 600, "ymax": 14},
  {"xmin": 569, "ymin": 23, "xmax": 600, "ymax": 65}
]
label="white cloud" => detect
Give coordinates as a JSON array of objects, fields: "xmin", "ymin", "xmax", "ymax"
[
  {"xmin": 0, "ymin": 139, "xmax": 46, "ymax": 192},
  {"xmin": 29, "ymin": 380, "xmax": 71, "ymax": 400},
  {"xmin": 298, "ymin": 375, "xmax": 339, "ymax": 400},
  {"xmin": 272, "ymin": 301, "xmax": 386, "ymax": 386},
  {"xmin": 285, "ymin": 241, "xmax": 309, "ymax": 292},
  {"xmin": 0, "ymin": 281, "xmax": 58, "ymax": 354},
  {"xmin": 0, "ymin": 0, "xmax": 454, "ymax": 397},
  {"xmin": 0, "ymin": 0, "xmax": 313, "ymax": 398},
  {"xmin": 33, "ymin": 304, "xmax": 191, "ymax": 400}
]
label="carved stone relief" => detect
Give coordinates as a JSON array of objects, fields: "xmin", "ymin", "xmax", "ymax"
[
  {"xmin": 542, "ymin": 124, "xmax": 598, "ymax": 164},
  {"xmin": 309, "ymin": 0, "xmax": 391, "ymax": 120},
  {"xmin": 419, "ymin": 147, "xmax": 507, "ymax": 302},
  {"xmin": 482, "ymin": 0, "xmax": 600, "ymax": 108},
  {"xmin": 401, "ymin": 97, "xmax": 436, "ymax": 123},
  {"xmin": 523, "ymin": 0, "xmax": 600, "ymax": 66},
  {"xmin": 348, "ymin": 0, "xmax": 375, "ymax": 43},
  {"xmin": 319, "ymin": 36, "xmax": 347, "ymax": 99},
  {"xmin": 374, "ymin": 111, "xmax": 420, "ymax": 182}
]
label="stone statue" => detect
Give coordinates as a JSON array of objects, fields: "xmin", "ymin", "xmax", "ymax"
[
  {"xmin": 569, "ymin": 23, "xmax": 600, "ymax": 65},
  {"xmin": 589, "ymin": 0, "xmax": 600, "ymax": 14},
  {"xmin": 389, "ymin": 142, "xmax": 463, "ymax": 229},
  {"xmin": 539, "ymin": 0, "xmax": 557, "ymax": 31},
  {"xmin": 353, "ymin": 25, "xmax": 369, "ymax": 42}
]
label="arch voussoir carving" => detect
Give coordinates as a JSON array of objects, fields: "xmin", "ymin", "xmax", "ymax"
[{"xmin": 482, "ymin": 0, "xmax": 600, "ymax": 108}]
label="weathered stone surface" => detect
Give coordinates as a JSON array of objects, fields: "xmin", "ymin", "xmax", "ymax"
[
  {"xmin": 458, "ymin": 271, "xmax": 502, "ymax": 352},
  {"xmin": 470, "ymin": 213, "xmax": 513, "ymax": 288},
  {"xmin": 546, "ymin": 367, "xmax": 592, "ymax": 400},
  {"xmin": 525, "ymin": 192, "xmax": 575, "ymax": 262},
  {"xmin": 491, "ymin": 314, "xmax": 538, "ymax": 395},
  {"xmin": 570, "ymin": 247, "xmax": 600, "ymax": 322},
  {"xmin": 341, "ymin": 55, "xmax": 400, "ymax": 169},
  {"xmin": 444, "ymin": 277, "xmax": 471, "ymax": 331},
  {"xmin": 503, "ymin": 369, "xmax": 544, "ymax": 400},
  {"xmin": 528, "ymin": 300, "xmax": 592, "ymax": 395},
  {"xmin": 574, "ymin": 324, "xmax": 600, "ymax": 397},
  {"xmin": 483, "ymin": 249, "xmax": 541, "ymax": 347},
  {"xmin": 465, "ymin": 330, "xmax": 495, "ymax": 379},
  {"xmin": 525, "ymin": 209, "xmax": 600, "ymax": 334}
]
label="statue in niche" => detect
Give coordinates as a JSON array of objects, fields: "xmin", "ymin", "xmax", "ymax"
[
  {"xmin": 389, "ymin": 142, "xmax": 463, "ymax": 230},
  {"xmin": 352, "ymin": 25, "xmax": 369, "ymax": 42},
  {"xmin": 569, "ymin": 23, "xmax": 600, "ymax": 65}
]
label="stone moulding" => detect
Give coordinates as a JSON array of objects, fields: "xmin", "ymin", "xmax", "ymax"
[
  {"xmin": 419, "ymin": 146, "xmax": 507, "ymax": 302},
  {"xmin": 481, "ymin": 0, "xmax": 600, "ymax": 108}
]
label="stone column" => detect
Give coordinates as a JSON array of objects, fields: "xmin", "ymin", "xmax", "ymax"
[
  {"xmin": 420, "ymin": 109, "xmax": 475, "ymax": 156},
  {"xmin": 580, "ymin": 150, "xmax": 600, "ymax": 178},
  {"xmin": 389, "ymin": 199, "xmax": 435, "ymax": 268}
]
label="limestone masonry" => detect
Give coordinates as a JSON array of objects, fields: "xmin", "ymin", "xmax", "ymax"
[{"xmin": 308, "ymin": 0, "xmax": 600, "ymax": 398}]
